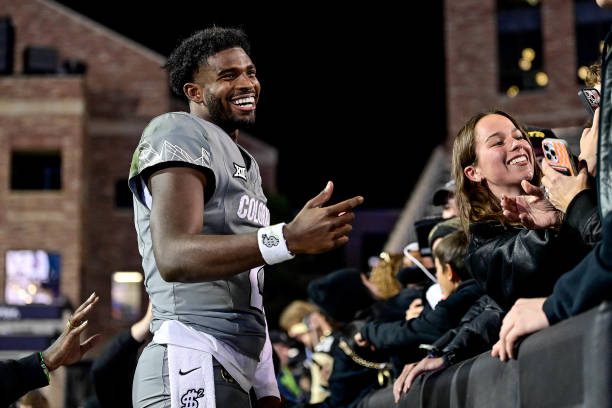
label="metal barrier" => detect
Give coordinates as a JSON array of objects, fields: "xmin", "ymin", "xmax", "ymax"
[{"xmin": 365, "ymin": 301, "xmax": 611, "ymax": 407}]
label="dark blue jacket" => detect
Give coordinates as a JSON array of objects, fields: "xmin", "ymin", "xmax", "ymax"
[
  {"xmin": 359, "ymin": 280, "xmax": 483, "ymax": 358},
  {"xmin": 543, "ymin": 212, "xmax": 612, "ymax": 324}
]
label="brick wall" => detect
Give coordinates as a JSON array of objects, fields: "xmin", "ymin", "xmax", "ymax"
[
  {"xmin": 84, "ymin": 120, "xmax": 147, "ymax": 335},
  {"xmin": 2, "ymin": 0, "xmax": 169, "ymax": 118},
  {"xmin": 0, "ymin": 76, "xmax": 86, "ymax": 308},
  {"xmin": 445, "ymin": 0, "xmax": 586, "ymax": 140},
  {"xmin": 0, "ymin": 0, "xmax": 172, "ymax": 349}
]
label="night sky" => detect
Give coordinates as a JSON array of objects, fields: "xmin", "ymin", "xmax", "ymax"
[{"xmin": 56, "ymin": 1, "xmax": 446, "ymax": 210}]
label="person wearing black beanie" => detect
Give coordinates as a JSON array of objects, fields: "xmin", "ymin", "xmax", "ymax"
[{"xmin": 307, "ymin": 268, "xmax": 375, "ymax": 324}]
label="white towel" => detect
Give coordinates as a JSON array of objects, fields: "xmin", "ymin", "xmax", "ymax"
[
  {"xmin": 167, "ymin": 343, "xmax": 216, "ymax": 408},
  {"xmin": 153, "ymin": 319, "xmax": 278, "ymax": 405}
]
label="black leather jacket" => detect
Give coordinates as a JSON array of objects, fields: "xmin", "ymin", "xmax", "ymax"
[{"xmin": 467, "ymin": 220, "xmax": 589, "ymax": 311}]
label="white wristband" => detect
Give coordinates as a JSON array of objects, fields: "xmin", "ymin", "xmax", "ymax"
[{"xmin": 257, "ymin": 223, "xmax": 295, "ymax": 265}]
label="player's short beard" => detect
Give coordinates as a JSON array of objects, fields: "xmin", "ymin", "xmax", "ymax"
[{"xmin": 206, "ymin": 93, "xmax": 255, "ymax": 133}]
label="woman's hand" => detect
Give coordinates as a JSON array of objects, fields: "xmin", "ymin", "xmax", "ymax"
[
  {"xmin": 393, "ymin": 356, "xmax": 446, "ymax": 402},
  {"xmin": 492, "ymin": 297, "xmax": 549, "ymax": 362},
  {"xmin": 501, "ymin": 179, "xmax": 562, "ymax": 229},
  {"xmin": 540, "ymin": 160, "xmax": 589, "ymax": 213}
]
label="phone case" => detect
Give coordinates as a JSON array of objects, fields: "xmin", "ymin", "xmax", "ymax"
[
  {"xmin": 542, "ymin": 138, "xmax": 578, "ymax": 176},
  {"xmin": 578, "ymin": 88, "xmax": 600, "ymax": 116}
]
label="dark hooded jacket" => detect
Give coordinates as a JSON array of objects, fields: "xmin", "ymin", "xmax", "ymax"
[
  {"xmin": 428, "ymin": 295, "xmax": 503, "ymax": 364},
  {"xmin": 358, "ymin": 280, "xmax": 483, "ymax": 365}
]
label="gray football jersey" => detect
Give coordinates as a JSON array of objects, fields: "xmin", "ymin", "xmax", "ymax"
[{"xmin": 128, "ymin": 112, "xmax": 269, "ymax": 359}]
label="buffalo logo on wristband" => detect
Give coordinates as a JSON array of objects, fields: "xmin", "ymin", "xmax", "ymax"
[{"xmin": 261, "ymin": 234, "xmax": 279, "ymax": 247}]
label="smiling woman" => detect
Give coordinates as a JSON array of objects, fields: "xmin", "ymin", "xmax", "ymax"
[
  {"xmin": 451, "ymin": 109, "xmax": 591, "ymax": 311},
  {"xmin": 453, "ymin": 109, "xmax": 541, "ymax": 230},
  {"xmin": 463, "ymin": 113, "xmax": 535, "ymax": 201}
]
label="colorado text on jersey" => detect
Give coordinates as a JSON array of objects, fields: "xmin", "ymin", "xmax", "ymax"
[{"xmin": 237, "ymin": 194, "xmax": 270, "ymax": 227}]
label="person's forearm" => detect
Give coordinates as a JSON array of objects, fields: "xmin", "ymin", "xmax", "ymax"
[
  {"xmin": 543, "ymin": 213, "xmax": 612, "ymax": 323},
  {"xmin": 442, "ymin": 312, "xmax": 502, "ymax": 362},
  {"xmin": 91, "ymin": 331, "xmax": 140, "ymax": 405},
  {"xmin": 92, "ymin": 331, "xmax": 141, "ymax": 375},
  {"xmin": 431, "ymin": 328, "xmax": 458, "ymax": 352},
  {"xmin": 0, "ymin": 354, "xmax": 49, "ymax": 406},
  {"xmin": 153, "ymin": 231, "xmax": 266, "ymax": 282},
  {"xmin": 362, "ymin": 320, "xmax": 427, "ymax": 351},
  {"xmin": 149, "ymin": 166, "xmax": 268, "ymax": 282}
]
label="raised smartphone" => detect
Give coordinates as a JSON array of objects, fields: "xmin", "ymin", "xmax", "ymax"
[
  {"xmin": 578, "ymin": 88, "xmax": 600, "ymax": 117},
  {"xmin": 542, "ymin": 138, "xmax": 578, "ymax": 176}
]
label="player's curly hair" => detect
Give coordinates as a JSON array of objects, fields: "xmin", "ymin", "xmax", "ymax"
[{"xmin": 163, "ymin": 27, "xmax": 251, "ymax": 98}]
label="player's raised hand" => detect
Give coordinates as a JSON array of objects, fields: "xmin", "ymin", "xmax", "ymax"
[{"xmin": 284, "ymin": 181, "xmax": 363, "ymax": 254}]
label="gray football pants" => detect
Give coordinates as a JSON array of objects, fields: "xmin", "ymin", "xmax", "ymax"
[{"xmin": 132, "ymin": 342, "xmax": 251, "ymax": 408}]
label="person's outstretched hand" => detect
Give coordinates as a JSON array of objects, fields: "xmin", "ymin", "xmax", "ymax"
[
  {"xmin": 43, "ymin": 292, "xmax": 101, "ymax": 371},
  {"xmin": 131, "ymin": 301, "xmax": 153, "ymax": 342},
  {"xmin": 284, "ymin": 181, "xmax": 363, "ymax": 254},
  {"xmin": 540, "ymin": 159, "xmax": 589, "ymax": 213},
  {"xmin": 393, "ymin": 357, "xmax": 446, "ymax": 403},
  {"xmin": 491, "ymin": 297, "xmax": 549, "ymax": 362},
  {"xmin": 500, "ymin": 179, "xmax": 562, "ymax": 229}
]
